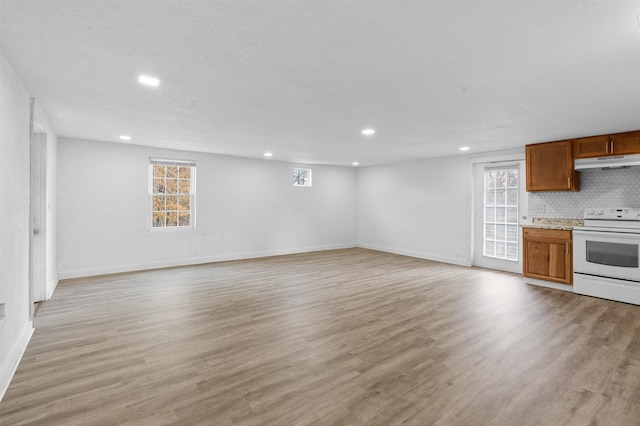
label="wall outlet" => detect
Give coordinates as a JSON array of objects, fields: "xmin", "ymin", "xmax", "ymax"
[
  {"xmin": 531, "ymin": 205, "xmax": 546, "ymax": 214},
  {"xmin": 0, "ymin": 303, "xmax": 5, "ymax": 319}
]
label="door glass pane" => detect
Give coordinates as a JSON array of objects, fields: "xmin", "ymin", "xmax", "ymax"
[
  {"xmin": 483, "ymin": 167, "xmax": 519, "ymax": 261},
  {"xmin": 485, "ymin": 241, "xmax": 495, "ymax": 256},
  {"xmin": 485, "ymin": 223, "xmax": 495, "ymax": 240}
]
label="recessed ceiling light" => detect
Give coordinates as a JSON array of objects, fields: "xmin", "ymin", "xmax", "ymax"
[
  {"xmin": 361, "ymin": 128, "xmax": 375, "ymax": 136},
  {"xmin": 459, "ymin": 146, "xmax": 470, "ymax": 151},
  {"xmin": 264, "ymin": 152, "xmax": 273, "ymax": 157},
  {"xmin": 119, "ymin": 135, "xmax": 131, "ymax": 141},
  {"xmin": 352, "ymin": 162, "xmax": 360, "ymax": 166},
  {"xmin": 138, "ymin": 75, "xmax": 160, "ymax": 87}
]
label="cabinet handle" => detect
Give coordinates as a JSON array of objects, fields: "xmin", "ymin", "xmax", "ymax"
[
  {"xmin": 566, "ymin": 243, "xmax": 569, "ymax": 254},
  {"xmin": 567, "ymin": 177, "xmax": 571, "ymax": 188},
  {"xmin": 605, "ymin": 141, "xmax": 609, "ymax": 154},
  {"xmin": 610, "ymin": 141, "xmax": 614, "ymax": 153}
]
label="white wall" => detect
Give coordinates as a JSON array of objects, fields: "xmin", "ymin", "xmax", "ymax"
[
  {"xmin": 356, "ymin": 156, "xmax": 472, "ymax": 265},
  {"xmin": 57, "ymin": 138, "xmax": 357, "ymax": 278},
  {"xmin": 0, "ymin": 55, "xmax": 34, "ymax": 400}
]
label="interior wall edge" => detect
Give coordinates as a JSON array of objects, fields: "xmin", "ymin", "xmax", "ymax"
[
  {"xmin": 46, "ymin": 277, "xmax": 59, "ymax": 300},
  {"xmin": 0, "ymin": 325, "xmax": 33, "ymax": 402},
  {"xmin": 356, "ymin": 242, "xmax": 470, "ymax": 267},
  {"xmin": 57, "ymin": 243, "xmax": 357, "ymax": 280}
]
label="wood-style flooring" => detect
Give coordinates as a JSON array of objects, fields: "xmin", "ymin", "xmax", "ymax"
[{"xmin": 2, "ymin": 248, "xmax": 640, "ymax": 425}]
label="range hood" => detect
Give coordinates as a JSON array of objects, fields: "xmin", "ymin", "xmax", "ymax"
[{"xmin": 574, "ymin": 153, "xmax": 640, "ymax": 170}]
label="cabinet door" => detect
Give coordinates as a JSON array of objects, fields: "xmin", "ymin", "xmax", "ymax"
[
  {"xmin": 523, "ymin": 228, "xmax": 572, "ymax": 284},
  {"xmin": 573, "ymin": 135, "xmax": 609, "ymax": 158},
  {"xmin": 523, "ymin": 239, "xmax": 571, "ymax": 284},
  {"xmin": 526, "ymin": 141, "xmax": 579, "ymax": 191},
  {"xmin": 611, "ymin": 131, "xmax": 640, "ymax": 155}
]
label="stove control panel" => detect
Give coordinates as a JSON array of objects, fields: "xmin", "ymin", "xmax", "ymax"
[{"xmin": 584, "ymin": 208, "xmax": 640, "ymax": 220}]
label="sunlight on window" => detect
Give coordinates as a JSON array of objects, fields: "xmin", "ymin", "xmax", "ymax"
[{"xmin": 150, "ymin": 159, "xmax": 195, "ymax": 229}]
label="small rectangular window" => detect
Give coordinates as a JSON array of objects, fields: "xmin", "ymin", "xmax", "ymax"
[
  {"xmin": 149, "ymin": 158, "xmax": 196, "ymax": 229},
  {"xmin": 293, "ymin": 168, "xmax": 312, "ymax": 187}
]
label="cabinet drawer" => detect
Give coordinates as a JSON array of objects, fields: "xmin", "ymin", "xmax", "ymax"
[{"xmin": 523, "ymin": 228, "xmax": 572, "ymax": 241}]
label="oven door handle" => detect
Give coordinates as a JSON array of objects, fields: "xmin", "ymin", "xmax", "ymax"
[{"xmin": 573, "ymin": 229, "xmax": 640, "ymax": 239}]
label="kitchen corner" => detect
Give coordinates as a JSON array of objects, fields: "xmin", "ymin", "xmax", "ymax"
[{"xmin": 523, "ymin": 154, "xmax": 640, "ymax": 299}]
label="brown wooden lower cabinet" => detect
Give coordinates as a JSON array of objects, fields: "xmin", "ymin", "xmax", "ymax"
[{"xmin": 523, "ymin": 228, "xmax": 572, "ymax": 285}]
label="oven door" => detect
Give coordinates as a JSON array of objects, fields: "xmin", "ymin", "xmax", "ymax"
[{"xmin": 573, "ymin": 229, "xmax": 640, "ymax": 282}]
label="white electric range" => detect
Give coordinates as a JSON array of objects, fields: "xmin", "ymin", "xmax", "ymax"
[{"xmin": 573, "ymin": 207, "xmax": 640, "ymax": 305}]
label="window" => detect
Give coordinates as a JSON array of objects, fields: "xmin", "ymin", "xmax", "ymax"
[
  {"xmin": 149, "ymin": 158, "xmax": 196, "ymax": 229},
  {"xmin": 293, "ymin": 168, "xmax": 312, "ymax": 187},
  {"xmin": 483, "ymin": 167, "xmax": 518, "ymax": 261}
]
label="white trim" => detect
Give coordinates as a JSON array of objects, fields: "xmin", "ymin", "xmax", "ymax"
[
  {"xmin": 0, "ymin": 324, "xmax": 33, "ymax": 402},
  {"xmin": 357, "ymin": 243, "xmax": 470, "ymax": 266},
  {"xmin": 524, "ymin": 277, "xmax": 574, "ymax": 292},
  {"xmin": 149, "ymin": 157, "xmax": 196, "ymax": 167},
  {"xmin": 30, "ymin": 132, "xmax": 48, "ymax": 304},
  {"xmin": 57, "ymin": 243, "xmax": 357, "ymax": 279}
]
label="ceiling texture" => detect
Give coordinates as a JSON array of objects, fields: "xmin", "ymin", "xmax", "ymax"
[{"xmin": 1, "ymin": 0, "xmax": 640, "ymax": 166}]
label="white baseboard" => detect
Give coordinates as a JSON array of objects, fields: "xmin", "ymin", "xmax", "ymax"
[
  {"xmin": 524, "ymin": 277, "xmax": 574, "ymax": 292},
  {"xmin": 357, "ymin": 243, "xmax": 470, "ymax": 267},
  {"xmin": 57, "ymin": 243, "xmax": 357, "ymax": 279},
  {"xmin": 0, "ymin": 324, "xmax": 34, "ymax": 402}
]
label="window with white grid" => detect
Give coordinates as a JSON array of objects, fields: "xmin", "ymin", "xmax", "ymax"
[
  {"xmin": 293, "ymin": 168, "xmax": 312, "ymax": 187},
  {"xmin": 149, "ymin": 158, "xmax": 196, "ymax": 230},
  {"xmin": 483, "ymin": 167, "xmax": 518, "ymax": 261}
]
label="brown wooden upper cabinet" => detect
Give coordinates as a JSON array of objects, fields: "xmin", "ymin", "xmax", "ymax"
[
  {"xmin": 610, "ymin": 131, "xmax": 640, "ymax": 155},
  {"xmin": 572, "ymin": 135, "xmax": 609, "ymax": 159},
  {"xmin": 573, "ymin": 130, "xmax": 640, "ymax": 159},
  {"xmin": 526, "ymin": 140, "xmax": 579, "ymax": 192}
]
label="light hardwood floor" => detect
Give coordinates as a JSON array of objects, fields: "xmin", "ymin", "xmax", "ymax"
[{"xmin": 2, "ymin": 248, "xmax": 640, "ymax": 425}]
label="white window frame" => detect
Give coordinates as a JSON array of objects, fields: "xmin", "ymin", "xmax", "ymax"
[
  {"xmin": 148, "ymin": 158, "xmax": 196, "ymax": 232},
  {"xmin": 293, "ymin": 168, "xmax": 312, "ymax": 187}
]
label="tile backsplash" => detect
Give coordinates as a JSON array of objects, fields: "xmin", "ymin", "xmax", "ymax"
[{"xmin": 528, "ymin": 167, "xmax": 640, "ymax": 218}]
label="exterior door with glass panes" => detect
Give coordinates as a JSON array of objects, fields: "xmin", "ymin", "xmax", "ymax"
[{"xmin": 473, "ymin": 161, "xmax": 528, "ymax": 273}]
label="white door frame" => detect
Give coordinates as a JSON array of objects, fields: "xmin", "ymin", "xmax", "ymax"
[
  {"xmin": 30, "ymin": 131, "xmax": 47, "ymax": 308},
  {"xmin": 469, "ymin": 153, "xmax": 530, "ymax": 273}
]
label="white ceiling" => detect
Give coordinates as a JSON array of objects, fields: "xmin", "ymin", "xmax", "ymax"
[{"xmin": 1, "ymin": 1, "xmax": 640, "ymax": 166}]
